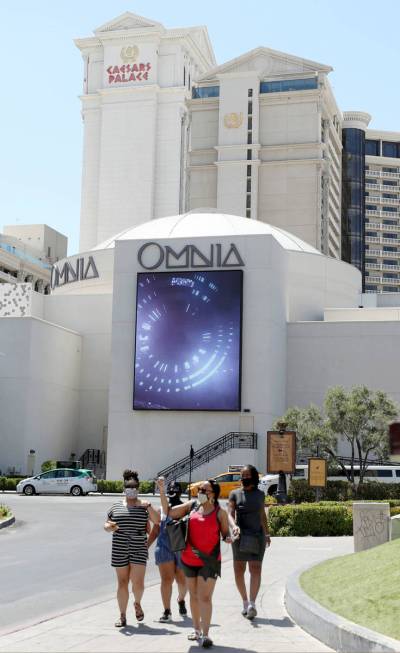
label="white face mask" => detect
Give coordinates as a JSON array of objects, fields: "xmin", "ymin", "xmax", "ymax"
[
  {"xmin": 125, "ymin": 488, "xmax": 138, "ymax": 499},
  {"xmin": 197, "ymin": 492, "xmax": 208, "ymax": 504}
]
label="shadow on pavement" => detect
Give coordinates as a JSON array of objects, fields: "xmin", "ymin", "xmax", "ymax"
[
  {"xmin": 188, "ymin": 647, "xmax": 256, "ymax": 653},
  {"xmin": 250, "ymin": 616, "xmax": 295, "ymax": 628},
  {"xmin": 119, "ymin": 624, "xmax": 179, "ymax": 636}
]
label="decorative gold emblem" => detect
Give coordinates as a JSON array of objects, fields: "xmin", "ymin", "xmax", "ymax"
[
  {"xmin": 224, "ymin": 112, "xmax": 243, "ymax": 129},
  {"xmin": 120, "ymin": 45, "xmax": 139, "ymax": 63}
]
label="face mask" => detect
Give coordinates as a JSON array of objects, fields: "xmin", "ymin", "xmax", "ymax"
[
  {"xmin": 197, "ymin": 492, "xmax": 208, "ymax": 504},
  {"xmin": 241, "ymin": 478, "xmax": 252, "ymax": 487},
  {"xmin": 125, "ymin": 488, "xmax": 138, "ymax": 499}
]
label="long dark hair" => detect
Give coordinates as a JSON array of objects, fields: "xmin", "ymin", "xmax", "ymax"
[
  {"xmin": 208, "ymin": 479, "xmax": 221, "ymax": 504},
  {"xmin": 241, "ymin": 464, "xmax": 259, "ymax": 488}
]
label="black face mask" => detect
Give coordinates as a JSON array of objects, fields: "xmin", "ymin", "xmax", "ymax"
[
  {"xmin": 241, "ymin": 477, "xmax": 252, "ymax": 487},
  {"xmin": 168, "ymin": 494, "xmax": 182, "ymax": 506}
]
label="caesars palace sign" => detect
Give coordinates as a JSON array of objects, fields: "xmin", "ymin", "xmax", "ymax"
[
  {"xmin": 51, "ymin": 243, "xmax": 244, "ymax": 288},
  {"xmin": 107, "ymin": 45, "xmax": 152, "ymax": 85}
]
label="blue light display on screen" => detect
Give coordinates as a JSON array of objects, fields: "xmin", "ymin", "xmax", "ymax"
[{"xmin": 133, "ymin": 270, "xmax": 243, "ymax": 411}]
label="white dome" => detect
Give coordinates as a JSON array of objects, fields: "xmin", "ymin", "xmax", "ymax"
[{"xmin": 92, "ymin": 211, "xmax": 321, "ymax": 255}]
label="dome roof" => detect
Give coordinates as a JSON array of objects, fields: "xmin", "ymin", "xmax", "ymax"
[{"xmin": 92, "ymin": 210, "xmax": 321, "ymax": 255}]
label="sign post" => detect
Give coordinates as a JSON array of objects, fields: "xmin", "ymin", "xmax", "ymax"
[
  {"xmin": 188, "ymin": 445, "xmax": 194, "ymax": 498},
  {"xmin": 308, "ymin": 457, "xmax": 327, "ymax": 501},
  {"xmin": 267, "ymin": 425, "xmax": 296, "ymax": 504}
]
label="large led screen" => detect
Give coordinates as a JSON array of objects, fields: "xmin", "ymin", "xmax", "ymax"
[{"xmin": 133, "ymin": 270, "xmax": 243, "ymax": 411}]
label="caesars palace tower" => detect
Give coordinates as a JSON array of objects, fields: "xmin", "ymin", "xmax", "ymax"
[{"xmin": 76, "ymin": 11, "xmax": 343, "ymax": 258}]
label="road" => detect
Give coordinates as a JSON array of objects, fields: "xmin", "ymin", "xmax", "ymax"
[{"xmin": 0, "ymin": 494, "xmax": 164, "ymax": 634}]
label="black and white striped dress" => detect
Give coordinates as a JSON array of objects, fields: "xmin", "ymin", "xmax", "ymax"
[{"xmin": 107, "ymin": 501, "xmax": 149, "ymax": 567}]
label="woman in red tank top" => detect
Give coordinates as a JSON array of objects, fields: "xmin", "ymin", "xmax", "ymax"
[{"xmin": 159, "ymin": 477, "xmax": 231, "ymax": 649}]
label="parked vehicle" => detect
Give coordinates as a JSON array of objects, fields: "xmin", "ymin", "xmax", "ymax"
[
  {"xmin": 258, "ymin": 466, "xmax": 307, "ymax": 496},
  {"xmin": 16, "ymin": 468, "xmax": 97, "ymax": 496},
  {"xmin": 188, "ymin": 471, "xmax": 243, "ymax": 499},
  {"xmin": 328, "ymin": 464, "xmax": 400, "ymax": 484}
]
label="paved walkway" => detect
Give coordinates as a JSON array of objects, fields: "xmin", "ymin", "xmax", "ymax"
[{"xmin": 0, "ymin": 537, "xmax": 353, "ymax": 652}]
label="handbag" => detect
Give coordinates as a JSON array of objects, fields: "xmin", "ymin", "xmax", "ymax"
[
  {"xmin": 166, "ymin": 501, "xmax": 197, "ymax": 552},
  {"xmin": 239, "ymin": 533, "xmax": 261, "ymax": 555},
  {"xmin": 166, "ymin": 514, "xmax": 189, "ymax": 552}
]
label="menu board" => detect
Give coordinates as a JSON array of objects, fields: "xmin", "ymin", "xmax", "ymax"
[
  {"xmin": 308, "ymin": 458, "xmax": 327, "ymax": 488},
  {"xmin": 267, "ymin": 431, "xmax": 296, "ymax": 474}
]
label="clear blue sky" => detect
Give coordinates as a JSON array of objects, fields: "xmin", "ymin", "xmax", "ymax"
[{"xmin": 1, "ymin": 0, "xmax": 399, "ymax": 255}]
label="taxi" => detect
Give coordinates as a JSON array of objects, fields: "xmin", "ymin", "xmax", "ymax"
[
  {"xmin": 16, "ymin": 468, "xmax": 97, "ymax": 496},
  {"xmin": 188, "ymin": 471, "xmax": 242, "ymax": 499}
]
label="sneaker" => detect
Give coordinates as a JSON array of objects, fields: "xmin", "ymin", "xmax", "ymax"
[
  {"xmin": 246, "ymin": 605, "xmax": 257, "ymax": 620},
  {"xmin": 201, "ymin": 635, "xmax": 213, "ymax": 648},
  {"xmin": 178, "ymin": 599, "xmax": 187, "ymax": 616},
  {"xmin": 159, "ymin": 609, "xmax": 172, "ymax": 623},
  {"xmin": 241, "ymin": 601, "xmax": 249, "ymax": 617}
]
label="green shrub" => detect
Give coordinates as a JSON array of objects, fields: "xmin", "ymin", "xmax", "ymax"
[
  {"xmin": 269, "ymin": 504, "xmax": 353, "ymax": 536},
  {"xmin": 139, "ymin": 480, "xmax": 154, "ymax": 494},
  {"xmin": 0, "ymin": 477, "xmax": 6, "ymax": 492},
  {"xmin": 268, "ymin": 501, "xmax": 400, "ymax": 536},
  {"xmin": 0, "ymin": 504, "xmax": 11, "ymax": 519},
  {"xmin": 41, "ymin": 460, "xmax": 57, "ymax": 473},
  {"xmin": 288, "ymin": 479, "xmax": 353, "ymax": 503},
  {"xmin": 289, "ymin": 479, "xmax": 400, "ymax": 503},
  {"xmin": 97, "ymin": 480, "xmax": 124, "ymax": 494}
]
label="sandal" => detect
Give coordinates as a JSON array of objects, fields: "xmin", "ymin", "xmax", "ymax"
[
  {"xmin": 187, "ymin": 629, "xmax": 201, "ymax": 641},
  {"xmin": 134, "ymin": 601, "xmax": 144, "ymax": 622},
  {"xmin": 114, "ymin": 614, "xmax": 127, "ymax": 628}
]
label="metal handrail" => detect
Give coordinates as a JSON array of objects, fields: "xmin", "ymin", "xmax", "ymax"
[{"xmin": 157, "ymin": 431, "xmax": 258, "ymax": 481}]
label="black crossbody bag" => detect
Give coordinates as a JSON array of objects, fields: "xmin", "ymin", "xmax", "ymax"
[{"xmin": 166, "ymin": 501, "xmax": 197, "ymax": 552}]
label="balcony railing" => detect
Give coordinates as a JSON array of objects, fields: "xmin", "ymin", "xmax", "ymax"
[
  {"xmin": 366, "ymin": 196, "xmax": 400, "ymax": 205},
  {"xmin": 365, "ymin": 263, "xmax": 400, "ymax": 271},
  {"xmin": 0, "ymin": 242, "xmax": 51, "ymax": 271},
  {"xmin": 366, "ymin": 170, "xmax": 400, "ymax": 179},
  {"xmin": 366, "ymin": 222, "xmax": 400, "ymax": 233},
  {"xmin": 366, "ymin": 209, "xmax": 399, "ymax": 217},
  {"xmin": 366, "ymin": 183, "xmax": 399, "ymax": 192},
  {"xmin": 366, "ymin": 276, "xmax": 400, "ymax": 285},
  {"xmin": 365, "ymin": 236, "xmax": 400, "ymax": 245}
]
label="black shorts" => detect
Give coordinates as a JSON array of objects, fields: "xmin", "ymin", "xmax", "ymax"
[{"xmin": 181, "ymin": 561, "xmax": 221, "ymax": 580}]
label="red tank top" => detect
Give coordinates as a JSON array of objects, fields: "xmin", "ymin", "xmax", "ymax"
[{"xmin": 181, "ymin": 506, "xmax": 221, "ymax": 567}]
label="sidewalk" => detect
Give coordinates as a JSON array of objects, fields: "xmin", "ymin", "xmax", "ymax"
[{"xmin": 0, "ymin": 537, "xmax": 353, "ymax": 653}]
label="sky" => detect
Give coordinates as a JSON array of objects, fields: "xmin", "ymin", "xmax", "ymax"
[{"xmin": 1, "ymin": 0, "xmax": 399, "ymax": 255}]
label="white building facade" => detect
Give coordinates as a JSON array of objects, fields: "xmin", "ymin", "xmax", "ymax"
[{"xmin": 2, "ymin": 12, "xmax": 400, "ymax": 479}]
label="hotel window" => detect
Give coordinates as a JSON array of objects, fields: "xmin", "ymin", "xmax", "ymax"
[
  {"xmin": 382, "ymin": 206, "xmax": 397, "ymax": 212},
  {"xmin": 383, "ymin": 259, "xmax": 397, "ymax": 265},
  {"xmin": 383, "ymin": 180, "xmax": 398, "ymax": 186},
  {"xmin": 247, "ymin": 165, "xmax": 251, "ymax": 176},
  {"xmin": 192, "ymin": 86, "xmax": 220, "ymax": 99},
  {"xmin": 365, "ymin": 285, "xmax": 377, "ymax": 291},
  {"xmin": 365, "ymin": 140, "xmax": 380, "ymax": 156},
  {"xmin": 383, "ymin": 286, "xmax": 399, "ymax": 291},
  {"xmin": 383, "ymin": 246, "xmax": 397, "ymax": 251},
  {"xmin": 383, "ymin": 142, "xmax": 400, "ymax": 158},
  {"xmin": 383, "ymin": 219, "xmax": 398, "ymax": 225},
  {"xmin": 366, "ymin": 231, "xmax": 378, "ymax": 237},
  {"xmin": 247, "ymin": 149, "xmax": 252, "ymax": 160},
  {"xmin": 366, "ymin": 205, "xmax": 378, "ymax": 210},
  {"xmin": 383, "ymin": 233, "xmax": 397, "ymax": 239},
  {"xmin": 260, "ymin": 77, "xmax": 318, "ymax": 93}
]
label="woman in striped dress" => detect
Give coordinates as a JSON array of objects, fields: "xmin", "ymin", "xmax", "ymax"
[{"xmin": 104, "ymin": 472, "xmax": 160, "ymax": 627}]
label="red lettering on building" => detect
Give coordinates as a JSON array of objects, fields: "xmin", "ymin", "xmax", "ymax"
[{"xmin": 106, "ymin": 63, "xmax": 152, "ymax": 84}]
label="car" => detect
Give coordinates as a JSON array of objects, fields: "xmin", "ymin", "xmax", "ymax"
[
  {"xmin": 258, "ymin": 466, "xmax": 308, "ymax": 496},
  {"xmin": 188, "ymin": 471, "xmax": 243, "ymax": 499},
  {"xmin": 16, "ymin": 468, "xmax": 97, "ymax": 496}
]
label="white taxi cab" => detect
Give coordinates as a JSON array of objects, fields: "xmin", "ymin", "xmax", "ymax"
[{"xmin": 16, "ymin": 469, "xmax": 97, "ymax": 496}]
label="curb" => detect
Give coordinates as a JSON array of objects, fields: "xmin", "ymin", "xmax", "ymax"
[
  {"xmin": 285, "ymin": 564, "xmax": 400, "ymax": 653},
  {"xmin": 0, "ymin": 515, "xmax": 15, "ymax": 530}
]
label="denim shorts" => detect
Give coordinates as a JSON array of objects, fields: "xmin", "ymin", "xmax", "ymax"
[{"xmin": 155, "ymin": 545, "xmax": 182, "ymax": 567}]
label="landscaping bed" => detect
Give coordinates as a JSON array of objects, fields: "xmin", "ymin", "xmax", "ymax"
[
  {"xmin": 300, "ymin": 538, "xmax": 400, "ymax": 641},
  {"xmin": 0, "ymin": 504, "xmax": 12, "ymax": 521}
]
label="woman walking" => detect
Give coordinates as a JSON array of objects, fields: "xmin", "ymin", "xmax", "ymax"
[
  {"xmin": 158, "ymin": 476, "xmax": 231, "ymax": 648},
  {"xmin": 104, "ymin": 471, "xmax": 160, "ymax": 627},
  {"xmin": 147, "ymin": 480, "xmax": 188, "ymax": 622},
  {"xmin": 228, "ymin": 464, "xmax": 271, "ymax": 620}
]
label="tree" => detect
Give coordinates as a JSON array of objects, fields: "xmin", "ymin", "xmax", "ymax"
[
  {"xmin": 274, "ymin": 385, "xmax": 398, "ymax": 484},
  {"xmin": 41, "ymin": 460, "xmax": 56, "ymax": 473}
]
